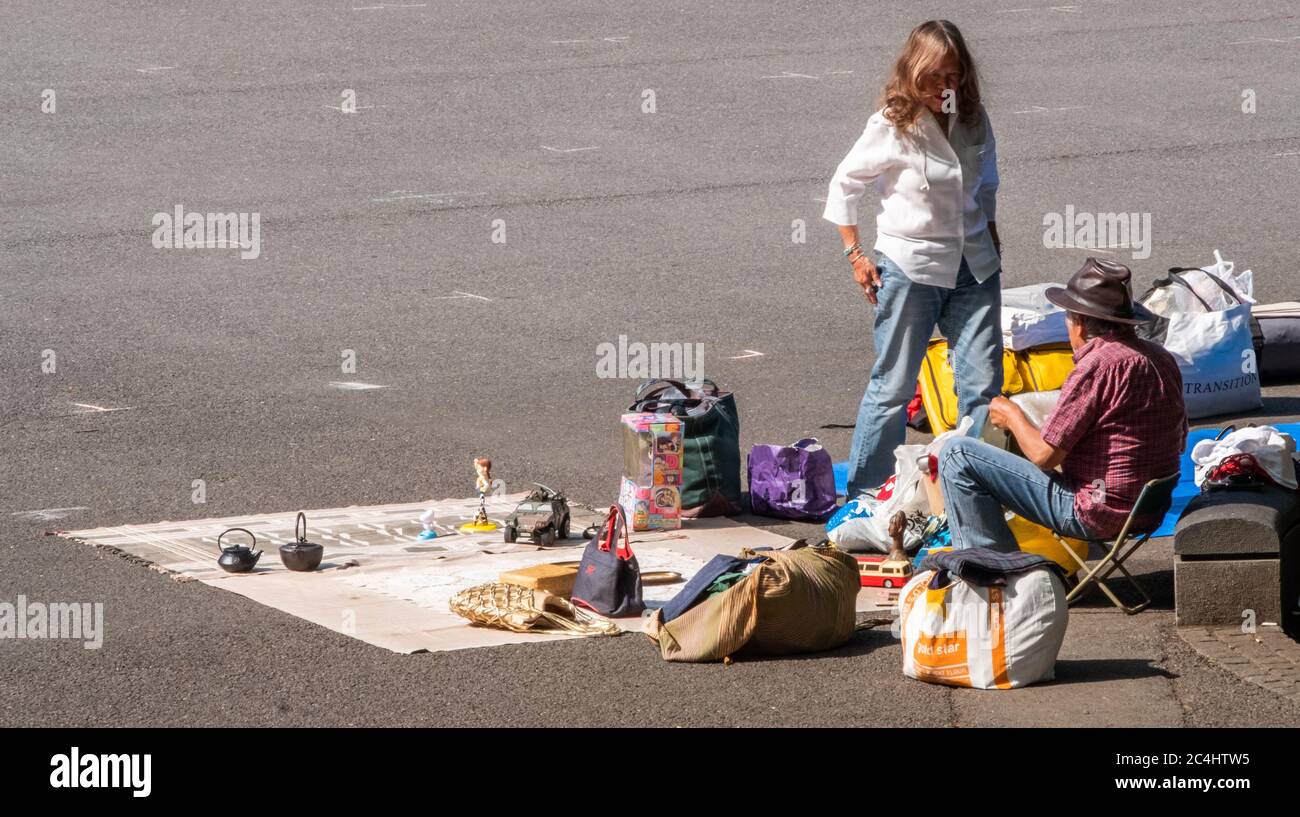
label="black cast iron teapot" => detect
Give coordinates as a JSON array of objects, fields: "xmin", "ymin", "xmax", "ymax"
[
  {"xmin": 217, "ymin": 528, "xmax": 263, "ymax": 573},
  {"xmin": 280, "ymin": 512, "xmax": 325, "ymax": 572}
]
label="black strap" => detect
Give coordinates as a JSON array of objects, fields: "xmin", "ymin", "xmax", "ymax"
[
  {"xmin": 634, "ymin": 379, "xmax": 692, "ymax": 402},
  {"xmin": 1169, "ymin": 267, "xmax": 1244, "ymax": 305},
  {"xmin": 1145, "ymin": 267, "xmax": 1244, "ymax": 309},
  {"xmin": 1141, "ymin": 270, "xmax": 1211, "ymax": 311},
  {"xmin": 632, "ymin": 378, "xmax": 722, "ymax": 404},
  {"xmin": 631, "ymin": 397, "xmax": 706, "ymax": 417}
]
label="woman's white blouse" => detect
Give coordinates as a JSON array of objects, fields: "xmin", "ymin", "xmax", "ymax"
[{"xmin": 823, "ymin": 105, "xmax": 1000, "ymax": 289}]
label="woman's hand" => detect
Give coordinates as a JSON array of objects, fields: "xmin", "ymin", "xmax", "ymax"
[{"xmin": 851, "ymin": 253, "xmax": 882, "ymax": 304}]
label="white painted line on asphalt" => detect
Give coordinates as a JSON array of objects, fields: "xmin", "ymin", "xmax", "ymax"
[
  {"xmin": 1228, "ymin": 36, "xmax": 1300, "ymax": 45},
  {"xmin": 1275, "ymin": 151, "xmax": 1300, "ymax": 157},
  {"xmin": 182, "ymin": 239, "xmax": 253, "ymax": 249},
  {"xmin": 431, "ymin": 291, "xmax": 493, "ymax": 302},
  {"xmin": 761, "ymin": 71, "xmax": 821, "ymax": 79},
  {"xmin": 371, "ymin": 191, "xmax": 482, "ymax": 203},
  {"xmin": 10, "ymin": 507, "xmax": 89, "ymax": 522},
  {"xmin": 71, "ymin": 403, "xmax": 133, "ymax": 414},
  {"xmin": 541, "ymin": 145, "xmax": 599, "ymax": 153},
  {"xmin": 329, "ymin": 381, "xmax": 388, "ymax": 390},
  {"xmin": 550, "ymin": 36, "xmax": 629, "ymax": 44},
  {"xmin": 136, "ymin": 66, "xmax": 174, "ymax": 73},
  {"xmin": 353, "ymin": 3, "xmax": 427, "ymax": 10},
  {"xmin": 729, "ymin": 350, "xmax": 766, "ymax": 360},
  {"xmin": 811, "ymin": 195, "xmax": 827, "ymax": 202},
  {"xmin": 997, "ymin": 4, "xmax": 1079, "ymax": 11},
  {"xmin": 1013, "ymin": 105, "xmax": 1086, "ymax": 114}
]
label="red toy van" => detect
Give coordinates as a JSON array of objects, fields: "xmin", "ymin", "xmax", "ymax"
[{"xmin": 855, "ymin": 555, "xmax": 913, "ymax": 589}]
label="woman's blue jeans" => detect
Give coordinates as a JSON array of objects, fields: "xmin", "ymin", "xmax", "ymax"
[{"xmin": 846, "ymin": 253, "xmax": 1003, "ymax": 497}]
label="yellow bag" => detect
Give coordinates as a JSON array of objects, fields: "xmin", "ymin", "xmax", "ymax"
[
  {"xmin": 918, "ymin": 339, "xmax": 1075, "ymax": 433},
  {"xmin": 1007, "ymin": 514, "xmax": 1088, "ymax": 577}
]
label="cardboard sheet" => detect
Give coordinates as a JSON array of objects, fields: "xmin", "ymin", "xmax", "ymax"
[{"xmin": 61, "ymin": 493, "xmax": 882, "ymax": 654}]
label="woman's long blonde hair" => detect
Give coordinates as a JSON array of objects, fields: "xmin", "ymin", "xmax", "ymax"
[{"xmin": 879, "ymin": 20, "xmax": 981, "ymax": 131}]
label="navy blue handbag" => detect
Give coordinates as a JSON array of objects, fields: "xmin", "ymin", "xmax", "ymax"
[{"xmin": 571, "ymin": 506, "xmax": 645, "ymax": 617}]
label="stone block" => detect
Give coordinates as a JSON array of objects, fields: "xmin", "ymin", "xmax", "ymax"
[
  {"xmin": 1174, "ymin": 557, "xmax": 1281, "ymax": 626},
  {"xmin": 1174, "ymin": 483, "xmax": 1299, "ymax": 558}
]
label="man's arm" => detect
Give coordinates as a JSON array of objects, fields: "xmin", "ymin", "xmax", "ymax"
[{"xmin": 988, "ymin": 396, "xmax": 1067, "ymax": 471}]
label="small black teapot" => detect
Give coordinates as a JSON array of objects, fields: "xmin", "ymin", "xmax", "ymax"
[
  {"xmin": 217, "ymin": 528, "xmax": 263, "ymax": 573},
  {"xmin": 280, "ymin": 512, "xmax": 325, "ymax": 572}
]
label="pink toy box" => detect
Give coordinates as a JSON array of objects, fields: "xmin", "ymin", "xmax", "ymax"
[{"xmin": 620, "ymin": 412, "xmax": 683, "ymax": 530}]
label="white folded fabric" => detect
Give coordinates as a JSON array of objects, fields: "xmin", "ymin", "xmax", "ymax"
[
  {"xmin": 1002, "ymin": 307, "xmax": 1068, "ymax": 350},
  {"xmin": 1191, "ymin": 426, "xmax": 1298, "ymax": 489},
  {"xmin": 1001, "ymin": 284, "xmax": 1068, "ymax": 350}
]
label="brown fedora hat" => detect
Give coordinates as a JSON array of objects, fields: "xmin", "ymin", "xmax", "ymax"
[{"xmin": 1044, "ymin": 258, "xmax": 1155, "ymax": 325}]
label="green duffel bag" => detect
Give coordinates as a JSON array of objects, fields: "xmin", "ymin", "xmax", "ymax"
[
  {"xmin": 643, "ymin": 544, "xmax": 860, "ymax": 662},
  {"xmin": 630, "ymin": 379, "xmax": 742, "ymax": 517}
]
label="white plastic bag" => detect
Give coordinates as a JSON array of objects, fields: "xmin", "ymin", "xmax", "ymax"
[
  {"xmin": 899, "ymin": 566, "xmax": 1068, "ymax": 689},
  {"xmin": 1139, "ymin": 251, "xmax": 1261, "ymax": 419},
  {"xmin": 1008, "ymin": 390, "xmax": 1060, "ymax": 428},
  {"xmin": 1163, "ymin": 302, "xmax": 1261, "ymax": 418},
  {"xmin": 1190, "ymin": 249, "xmax": 1253, "ymax": 306},
  {"xmin": 1142, "ymin": 250, "xmax": 1254, "ymax": 318},
  {"xmin": 829, "ymin": 418, "xmax": 972, "ymax": 552}
]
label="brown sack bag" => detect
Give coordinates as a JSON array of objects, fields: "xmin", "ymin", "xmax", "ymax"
[{"xmin": 643, "ymin": 546, "xmax": 859, "ymax": 662}]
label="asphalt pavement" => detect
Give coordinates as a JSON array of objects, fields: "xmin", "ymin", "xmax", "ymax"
[{"xmin": 3, "ymin": 0, "xmax": 1300, "ymax": 726}]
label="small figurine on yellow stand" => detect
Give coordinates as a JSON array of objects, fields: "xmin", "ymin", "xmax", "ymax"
[{"xmin": 459, "ymin": 457, "xmax": 500, "ymax": 534}]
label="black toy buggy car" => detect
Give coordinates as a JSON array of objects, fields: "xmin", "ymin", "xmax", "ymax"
[{"xmin": 503, "ymin": 484, "xmax": 571, "ymax": 545}]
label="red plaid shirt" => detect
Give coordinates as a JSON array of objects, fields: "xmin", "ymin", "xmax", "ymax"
[{"xmin": 1040, "ymin": 334, "xmax": 1188, "ymax": 538}]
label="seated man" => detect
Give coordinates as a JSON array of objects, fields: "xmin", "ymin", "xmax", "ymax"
[{"xmin": 939, "ymin": 258, "xmax": 1188, "ymax": 550}]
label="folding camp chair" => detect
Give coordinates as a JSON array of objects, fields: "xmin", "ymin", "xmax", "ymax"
[{"xmin": 1054, "ymin": 472, "xmax": 1181, "ymax": 615}]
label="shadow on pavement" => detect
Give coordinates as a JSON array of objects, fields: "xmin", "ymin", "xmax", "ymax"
[
  {"xmin": 1068, "ymin": 566, "xmax": 1174, "ymax": 612},
  {"xmin": 1207, "ymin": 394, "xmax": 1300, "ymax": 423},
  {"xmin": 1049, "ymin": 658, "xmax": 1177, "ymax": 684},
  {"xmin": 735, "ymin": 627, "xmax": 899, "ymax": 662}
]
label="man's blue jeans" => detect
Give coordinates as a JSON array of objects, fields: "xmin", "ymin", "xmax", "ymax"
[
  {"xmin": 939, "ymin": 436, "xmax": 1096, "ymax": 551},
  {"xmin": 846, "ymin": 253, "xmax": 1003, "ymax": 496}
]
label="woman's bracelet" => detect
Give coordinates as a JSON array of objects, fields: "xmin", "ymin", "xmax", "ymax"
[{"xmin": 842, "ymin": 243, "xmax": 862, "ymax": 258}]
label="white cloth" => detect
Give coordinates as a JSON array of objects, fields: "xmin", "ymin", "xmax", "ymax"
[
  {"xmin": 1001, "ymin": 282, "xmax": 1057, "ymax": 313},
  {"xmin": 999, "ymin": 283, "xmax": 1069, "ymax": 350},
  {"xmin": 1002, "ymin": 309, "xmax": 1068, "ymax": 350},
  {"xmin": 1191, "ymin": 426, "xmax": 1298, "ymax": 489},
  {"xmin": 823, "ymin": 105, "xmax": 1000, "ymax": 289}
]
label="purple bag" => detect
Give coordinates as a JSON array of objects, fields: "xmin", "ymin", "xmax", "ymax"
[{"xmin": 747, "ymin": 438, "xmax": 837, "ymax": 521}]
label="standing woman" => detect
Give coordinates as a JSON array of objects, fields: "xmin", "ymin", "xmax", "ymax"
[{"xmin": 824, "ymin": 20, "xmax": 1003, "ymax": 497}]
